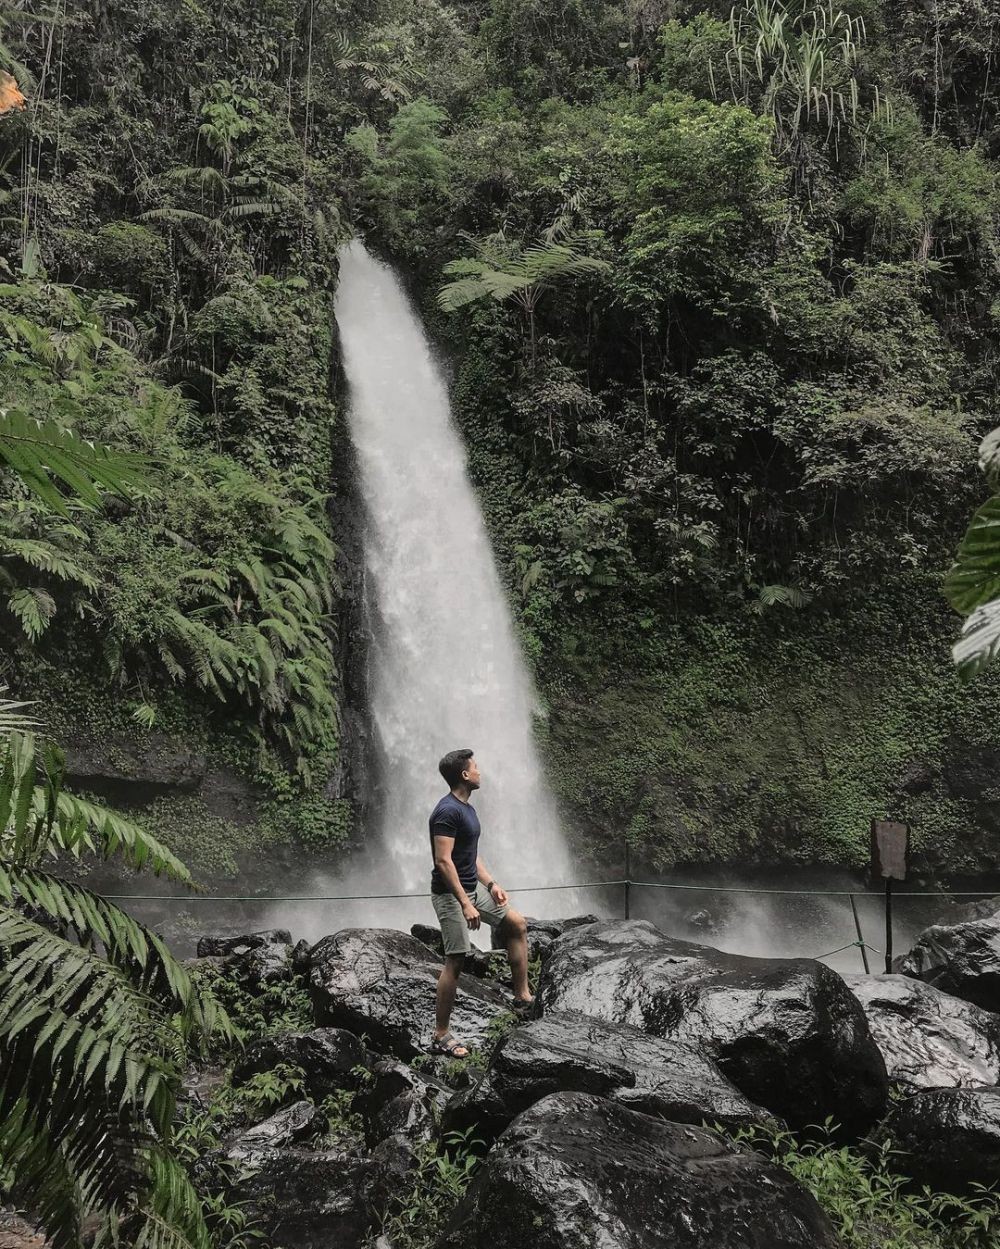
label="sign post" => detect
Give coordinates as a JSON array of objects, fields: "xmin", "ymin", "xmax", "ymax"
[{"xmin": 870, "ymin": 820, "xmax": 909, "ymax": 974}]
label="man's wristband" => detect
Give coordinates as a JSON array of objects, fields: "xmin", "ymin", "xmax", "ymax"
[{"xmin": 486, "ymin": 879, "xmax": 499, "ymax": 894}]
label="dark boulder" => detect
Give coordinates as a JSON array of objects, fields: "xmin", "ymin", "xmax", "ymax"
[
  {"xmin": 844, "ymin": 973, "xmax": 1000, "ymax": 1091},
  {"xmin": 538, "ymin": 919, "xmax": 887, "ymax": 1136},
  {"xmin": 239, "ymin": 940, "xmax": 293, "ymax": 989},
  {"xmin": 445, "ymin": 1010, "xmax": 773, "ymax": 1143},
  {"xmin": 356, "ymin": 1057, "xmax": 450, "ymax": 1148},
  {"xmin": 233, "ymin": 1028, "xmax": 371, "ymax": 1100},
  {"xmin": 309, "ymin": 928, "xmax": 510, "ymax": 1059},
  {"xmin": 436, "ymin": 1092, "xmax": 843, "ymax": 1249},
  {"xmin": 877, "ymin": 1087, "xmax": 1000, "ymax": 1194},
  {"xmin": 292, "ymin": 937, "xmax": 312, "ymax": 973},
  {"xmin": 196, "ymin": 929, "xmax": 292, "ymax": 958},
  {"xmin": 223, "ymin": 1133, "xmax": 371, "ymax": 1249},
  {"xmin": 897, "ymin": 897, "xmax": 1000, "ymax": 1010},
  {"xmin": 411, "ymin": 923, "xmax": 444, "ymax": 955}
]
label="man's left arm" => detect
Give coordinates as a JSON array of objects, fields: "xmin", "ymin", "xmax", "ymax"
[{"xmin": 476, "ymin": 857, "xmax": 508, "ymax": 906}]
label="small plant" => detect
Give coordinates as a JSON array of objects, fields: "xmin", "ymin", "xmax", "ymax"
[
  {"xmin": 374, "ymin": 1127, "xmax": 485, "ymax": 1249},
  {"xmin": 191, "ymin": 961, "xmax": 313, "ymax": 1056},
  {"xmin": 316, "ymin": 1087, "xmax": 365, "ymax": 1143},
  {"xmin": 730, "ymin": 1121, "xmax": 1000, "ymax": 1248}
]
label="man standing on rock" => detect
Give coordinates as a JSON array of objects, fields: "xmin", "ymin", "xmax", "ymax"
[{"xmin": 429, "ymin": 748, "xmax": 533, "ymax": 1057}]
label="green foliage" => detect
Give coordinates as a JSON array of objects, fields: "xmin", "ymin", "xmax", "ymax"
[
  {"xmin": 0, "ymin": 729, "xmax": 232, "ymax": 1249},
  {"xmin": 945, "ymin": 424, "xmax": 1000, "ymax": 681},
  {"xmin": 731, "ymin": 1121, "xmax": 1000, "ymax": 1247},
  {"xmin": 374, "ymin": 1128, "xmax": 485, "ymax": 1249},
  {"xmin": 0, "ymin": 407, "xmax": 148, "ymax": 517},
  {"xmin": 191, "ymin": 960, "xmax": 313, "ymax": 1053}
]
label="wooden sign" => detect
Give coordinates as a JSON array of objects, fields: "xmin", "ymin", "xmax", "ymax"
[{"xmin": 871, "ymin": 820, "xmax": 909, "ymax": 882}]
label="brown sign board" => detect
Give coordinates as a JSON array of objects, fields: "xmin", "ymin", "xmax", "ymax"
[{"xmin": 871, "ymin": 820, "xmax": 909, "ymax": 882}]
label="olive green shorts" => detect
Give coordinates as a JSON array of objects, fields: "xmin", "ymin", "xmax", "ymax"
[{"xmin": 431, "ymin": 883, "xmax": 509, "ymax": 956}]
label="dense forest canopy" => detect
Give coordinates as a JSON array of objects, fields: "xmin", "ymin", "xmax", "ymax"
[{"xmin": 3, "ymin": 0, "xmax": 1000, "ymax": 876}]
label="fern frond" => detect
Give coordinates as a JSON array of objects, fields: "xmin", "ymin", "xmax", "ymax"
[{"xmin": 0, "ymin": 408, "xmax": 148, "ymax": 516}]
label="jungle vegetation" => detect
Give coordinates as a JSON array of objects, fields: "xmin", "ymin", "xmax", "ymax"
[{"xmin": 3, "ymin": 0, "xmax": 1000, "ymax": 880}]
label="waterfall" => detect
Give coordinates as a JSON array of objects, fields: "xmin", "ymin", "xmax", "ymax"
[{"xmin": 331, "ymin": 239, "xmax": 576, "ymax": 918}]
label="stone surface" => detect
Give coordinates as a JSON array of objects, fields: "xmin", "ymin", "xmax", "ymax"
[
  {"xmin": 223, "ymin": 1137, "xmax": 370, "ymax": 1249},
  {"xmin": 196, "ymin": 929, "xmax": 292, "ymax": 958},
  {"xmin": 538, "ymin": 919, "xmax": 888, "ymax": 1136},
  {"xmin": 356, "ymin": 1058, "xmax": 450, "ymax": 1148},
  {"xmin": 309, "ymin": 928, "xmax": 510, "ymax": 1058},
  {"xmin": 897, "ymin": 897, "xmax": 1000, "ymax": 1011},
  {"xmin": 233, "ymin": 1028, "xmax": 371, "ymax": 1100},
  {"xmin": 227, "ymin": 1100, "xmax": 323, "ymax": 1149},
  {"xmin": 240, "ymin": 940, "xmax": 293, "ymax": 988},
  {"xmin": 877, "ymin": 1087, "xmax": 1000, "ymax": 1194},
  {"xmin": 435, "ymin": 1092, "xmax": 843, "ymax": 1249},
  {"xmin": 844, "ymin": 973, "xmax": 1000, "ymax": 1091},
  {"xmin": 445, "ymin": 1010, "xmax": 773, "ymax": 1143}
]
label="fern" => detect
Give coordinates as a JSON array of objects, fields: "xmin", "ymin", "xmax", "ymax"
[
  {"xmin": 0, "ymin": 407, "xmax": 148, "ymax": 516},
  {"xmin": 0, "ymin": 733, "xmax": 231, "ymax": 1249}
]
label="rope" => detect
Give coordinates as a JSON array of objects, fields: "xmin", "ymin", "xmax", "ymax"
[
  {"xmin": 811, "ymin": 939, "xmax": 883, "ymax": 962},
  {"xmin": 102, "ymin": 879, "xmax": 997, "ymax": 903},
  {"xmin": 632, "ymin": 881, "xmax": 997, "ymax": 898},
  {"xmin": 104, "ymin": 879, "xmax": 627, "ymax": 902}
]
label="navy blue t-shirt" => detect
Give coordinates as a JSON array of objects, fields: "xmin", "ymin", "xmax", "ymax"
[{"xmin": 429, "ymin": 793, "xmax": 480, "ymax": 895}]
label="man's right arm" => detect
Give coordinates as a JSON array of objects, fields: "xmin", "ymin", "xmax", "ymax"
[{"xmin": 433, "ymin": 834, "xmax": 480, "ymax": 929}]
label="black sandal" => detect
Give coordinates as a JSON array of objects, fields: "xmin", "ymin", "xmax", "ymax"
[
  {"xmin": 430, "ymin": 1031, "xmax": 470, "ymax": 1058},
  {"xmin": 511, "ymin": 997, "xmax": 536, "ymax": 1018}
]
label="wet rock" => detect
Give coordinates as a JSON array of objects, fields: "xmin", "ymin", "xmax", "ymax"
[
  {"xmin": 233, "ymin": 1028, "xmax": 371, "ymax": 1099},
  {"xmin": 361, "ymin": 1135, "xmax": 422, "ymax": 1223},
  {"xmin": 356, "ymin": 1058, "xmax": 450, "ymax": 1148},
  {"xmin": 292, "ymin": 937, "xmax": 312, "ymax": 972},
  {"xmin": 445, "ymin": 1010, "xmax": 774, "ymax": 1144},
  {"xmin": 844, "ymin": 973, "xmax": 1000, "ymax": 1091},
  {"xmin": 435, "ymin": 1092, "xmax": 842, "ymax": 1249},
  {"xmin": 538, "ymin": 919, "xmax": 888, "ymax": 1137},
  {"xmin": 310, "ymin": 928, "xmax": 510, "ymax": 1059},
  {"xmin": 411, "ymin": 923, "xmax": 444, "ymax": 955},
  {"xmin": 227, "ymin": 1100, "xmax": 323, "ymax": 1149},
  {"xmin": 223, "ymin": 1136, "xmax": 370, "ymax": 1249},
  {"xmin": 877, "ymin": 1087, "xmax": 1000, "ymax": 1194},
  {"xmin": 490, "ymin": 914, "xmax": 600, "ymax": 963},
  {"xmin": 240, "ymin": 941, "xmax": 293, "ymax": 989},
  {"xmin": 897, "ymin": 897, "xmax": 1000, "ymax": 1010},
  {"xmin": 196, "ymin": 929, "xmax": 292, "ymax": 958}
]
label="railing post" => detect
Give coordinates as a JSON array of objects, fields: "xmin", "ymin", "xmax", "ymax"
[
  {"xmin": 849, "ymin": 893, "xmax": 871, "ymax": 974},
  {"xmin": 884, "ymin": 879, "xmax": 894, "ymax": 974},
  {"xmin": 623, "ymin": 838, "xmax": 631, "ymax": 920}
]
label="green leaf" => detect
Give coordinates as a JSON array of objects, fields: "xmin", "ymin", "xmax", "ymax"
[
  {"xmin": 944, "ymin": 495, "xmax": 1000, "ymax": 617},
  {"xmin": 0, "ymin": 409, "xmax": 149, "ymax": 516}
]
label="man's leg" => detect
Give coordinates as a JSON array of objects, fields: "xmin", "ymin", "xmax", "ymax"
[
  {"xmin": 499, "ymin": 909, "xmax": 531, "ymax": 1004},
  {"xmin": 434, "ymin": 954, "xmax": 468, "ymax": 1049}
]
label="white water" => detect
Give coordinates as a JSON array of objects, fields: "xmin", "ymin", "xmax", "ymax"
[{"xmin": 308, "ymin": 238, "xmax": 578, "ymax": 937}]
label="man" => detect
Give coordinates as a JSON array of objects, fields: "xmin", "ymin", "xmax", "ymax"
[{"xmin": 429, "ymin": 747, "xmax": 533, "ymax": 1057}]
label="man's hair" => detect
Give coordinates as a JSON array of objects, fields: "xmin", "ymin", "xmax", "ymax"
[{"xmin": 439, "ymin": 748, "xmax": 474, "ymax": 789}]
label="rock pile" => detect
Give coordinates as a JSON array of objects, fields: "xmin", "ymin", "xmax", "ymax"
[{"xmin": 182, "ymin": 904, "xmax": 1000, "ymax": 1248}]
